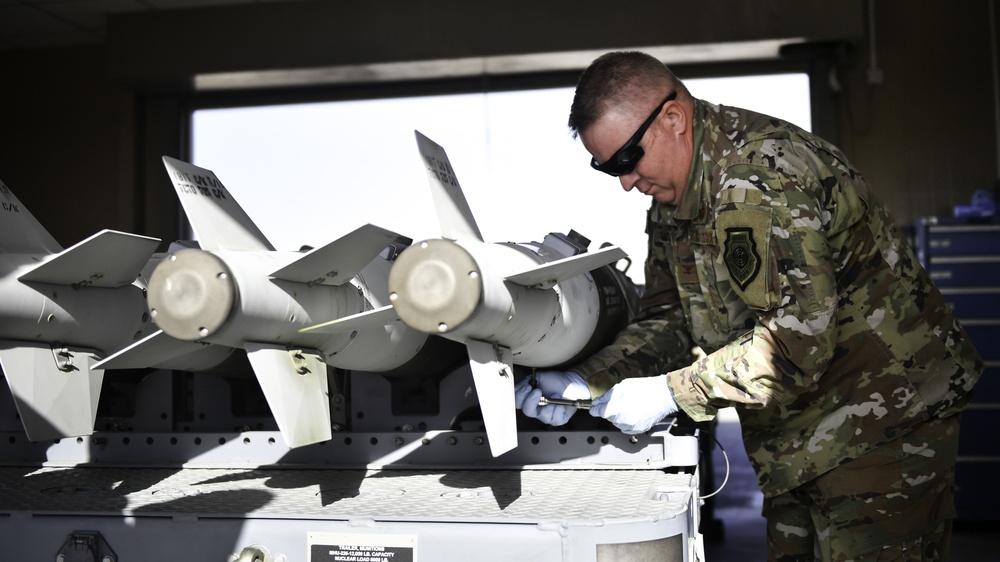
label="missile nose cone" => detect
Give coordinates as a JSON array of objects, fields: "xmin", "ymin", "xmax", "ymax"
[
  {"xmin": 147, "ymin": 248, "xmax": 236, "ymax": 341},
  {"xmin": 388, "ymin": 239, "xmax": 482, "ymax": 334}
]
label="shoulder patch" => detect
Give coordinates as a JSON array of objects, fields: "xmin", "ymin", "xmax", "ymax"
[
  {"xmin": 724, "ymin": 227, "xmax": 761, "ymax": 290},
  {"xmin": 716, "ymin": 207, "xmax": 773, "ymax": 309}
]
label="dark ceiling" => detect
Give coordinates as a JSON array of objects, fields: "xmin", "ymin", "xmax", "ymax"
[{"xmin": 0, "ymin": 0, "xmax": 292, "ymax": 51}]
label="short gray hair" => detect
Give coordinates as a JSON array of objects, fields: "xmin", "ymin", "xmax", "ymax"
[{"xmin": 568, "ymin": 51, "xmax": 686, "ymax": 138}]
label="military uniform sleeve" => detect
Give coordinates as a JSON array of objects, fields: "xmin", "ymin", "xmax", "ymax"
[
  {"xmin": 572, "ymin": 210, "xmax": 694, "ymax": 396},
  {"xmin": 668, "ymin": 158, "xmax": 845, "ymax": 422}
]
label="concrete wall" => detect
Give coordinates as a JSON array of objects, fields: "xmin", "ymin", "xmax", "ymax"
[
  {"xmin": 0, "ymin": 0, "xmax": 995, "ymax": 246},
  {"xmin": 0, "ymin": 46, "xmax": 141, "ymax": 246},
  {"xmin": 835, "ymin": 1, "xmax": 998, "ymax": 227}
]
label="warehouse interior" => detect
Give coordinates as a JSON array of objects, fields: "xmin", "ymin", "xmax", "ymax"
[
  {"xmin": 1, "ymin": 1, "xmax": 998, "ymax": 560},
  {"xmin": 3, "ymin": 0, "xmax": 998, "ymax": 248}
]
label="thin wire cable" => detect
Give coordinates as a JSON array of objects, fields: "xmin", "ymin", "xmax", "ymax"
[{"xmin": 698, "ymin": 432, "xmax": 731, "ymax": 500}]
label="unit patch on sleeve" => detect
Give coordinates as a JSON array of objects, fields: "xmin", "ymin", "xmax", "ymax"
[
  {"xmin": 723, "ymin": 227, "xmax": 760, "ymax": 290},
  {"xmin": 715, "ymin": 207, "xmax": 773, "ymax": 309}
]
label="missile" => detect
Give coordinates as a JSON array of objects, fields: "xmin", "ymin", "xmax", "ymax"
[
  {"xmin": 0, "ymin": 179, "xmax": 161, "ymax": 441},
  {"xmin": 121, "ymin": 156, "xmax": 461, "ymax": 448},
  {"xmin": 302, "ymin": 132, "xmax": 638, "ymax": 457}
]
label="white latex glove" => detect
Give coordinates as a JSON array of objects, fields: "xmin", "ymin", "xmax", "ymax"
[
  {"xmin": 589, "ymin": 375, "xmax": 678, "ymax": 434},
  {"xmin": 514, "ymin": 370, "xmax": 591, "ymax": 426}
]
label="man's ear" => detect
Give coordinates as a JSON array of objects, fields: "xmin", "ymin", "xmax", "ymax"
[{"xmin": 662, "ymin": 99, "xmax": 688, "ymax": 137}]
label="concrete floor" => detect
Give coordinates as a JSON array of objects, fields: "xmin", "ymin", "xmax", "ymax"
[{"xmin": 701, "ymin": 411, "xmax": 998, "ymax": 561}]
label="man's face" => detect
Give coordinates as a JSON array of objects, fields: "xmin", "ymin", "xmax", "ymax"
[{"xmin": 581, "ymin": 95, "xmax": 693, "ymax": 206}]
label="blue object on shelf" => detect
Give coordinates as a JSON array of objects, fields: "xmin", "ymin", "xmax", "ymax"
[{"xmin": 954, "ymin": 189, "xmax": 996, "ymax": 218}]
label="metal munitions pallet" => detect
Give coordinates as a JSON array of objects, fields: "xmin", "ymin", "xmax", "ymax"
[
  {"xmin": 0, "ymin": 465, "xmax": 700, "ymax": 562},
  {"xmin": 0, "ymin": 366, "xmax": 704, "ymax": 561}
]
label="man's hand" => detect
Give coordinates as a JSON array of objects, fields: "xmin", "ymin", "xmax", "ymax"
[
  {"xmin": 514, "ymin": 370, "xmax": 591, "ymax": 426},
  {"xmin": 589, "ymin": 375, "xmax": 678, "ymax": 433}
]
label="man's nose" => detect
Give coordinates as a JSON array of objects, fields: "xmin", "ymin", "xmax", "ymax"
[{"xmin": 619, "ymin": 172, "xmax": 639, "ymax": 191}]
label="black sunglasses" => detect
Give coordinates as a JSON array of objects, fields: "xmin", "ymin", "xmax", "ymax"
[{"xmin": 590, "ymin": 91, "xmax": 677, "ymax": 177}]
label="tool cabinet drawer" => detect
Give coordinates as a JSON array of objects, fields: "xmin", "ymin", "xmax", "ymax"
[
  {"xmin": 967, "ymin": 365, "xmax": 1000, "ymax": 402},
  {"xmin": 955, "ymin": 460, "xmax": 1000, "ymax": 521},
  {"xmin": 957, "ymin": 408, "xmax": 1000, "ymax": 456},
  {"xmin": 957, "ymin": 321, "xmax": 1000, "ymax": 361},
  {"xmin": 939, "ymin": 289, "xmax": 1000, "ymax": 318},
  {"xmin": 919, "ymin": 223, "xmax": 1000, "ymax": 257},
  {"xmin": 927, "ymin": 258, "xmax": 1000, "ymax": 287}
]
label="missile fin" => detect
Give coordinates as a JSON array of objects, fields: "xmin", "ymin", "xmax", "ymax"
[
  {"xmin": 245, "ymin": 343, "xmax": 332, "ymax": 448},
  {"xmin": 299, "ymin": 305, "xmax": 398, "ymax": 334},
  {"xmin": 93, "ymin": 330, "xmax": 215, "ymax": 370},
  {"xmin": 18, "ymin": 230, "xmax": 161, "ymax": 288},
  {"xmin": 414, "ymin": 131, "xmax": 484, "ymax": 243},
  {"xmin": 271, "ymin": 224, "xmax": 401, "ymax": 285},
  {"xmin": 466, "ymin": 339, "xmax": 518, "ymax": 457},
  {"xmin": 162, "ymin": 156, "xmax": 274, "ymax": 252},
  {"xmin": 506, "ymin": 245, "xmax": 628, "ymax": 290},
  {"xmin": 0, "ymin": 180, "xmax": 63, "ymax": 254},
  {"xmin": 0, "ymin": 342, "xmax": 101, "ymax": 441}
]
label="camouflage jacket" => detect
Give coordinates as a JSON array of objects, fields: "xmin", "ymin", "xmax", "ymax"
[{"xmin": 573, "ymin": 99, "xmax": 983, "ymax": 497}]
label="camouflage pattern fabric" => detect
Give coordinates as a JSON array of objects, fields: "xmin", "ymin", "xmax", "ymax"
[
  {"xmin": 572, "ymin": 99, "xmax": 983, "ymax": 498},
  {"xmin": 762, "ymin": 414, "xmax": 959, "ymax": 561}
]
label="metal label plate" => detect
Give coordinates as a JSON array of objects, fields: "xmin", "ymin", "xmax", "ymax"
[{"xmin": 309, "ymin": 532, "xmax": 417, "ymax": 562}]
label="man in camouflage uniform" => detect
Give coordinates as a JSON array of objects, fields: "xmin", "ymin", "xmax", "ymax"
[{"xmin": 516, "ymin": 51, "xmax": 983, "ymax": 560}]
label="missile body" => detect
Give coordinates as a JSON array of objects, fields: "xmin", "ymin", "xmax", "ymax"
[
  {"xmin": 386, "ymin": 231, "xmax": 635, "ymax": 459},
  {"xmin": 120, "ymin": 156, "xmax": 462, "ymax": 448},
  {"xmin": 0, "ymin": 265, "xmax": 152, "ymax": 443},
  {"xmin": 305, "ymin": 132, "xmax": 638, "ymax": 457},
  {"xmin": 394, "ymin": 132, "xmax": 635, "ymax": 458},
  {"xmin": 390, "ymin": 235, "xmax": 633, "ymax": 368},
  {"xmin": 0, "ymin": 255, "xmax": 150, "ymax": 351},
  {"xmin": 149, "ymin": 247, "xmax": 430, "ymax": 374},
  {"xmin": 0, "ymin": 182, "xmax": 164, "ymax": 441}
]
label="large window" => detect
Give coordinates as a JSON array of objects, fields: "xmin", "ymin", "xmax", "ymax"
[{"xmin": 192, "ymin": 73, "xmax": 810, "ymax": 282}]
